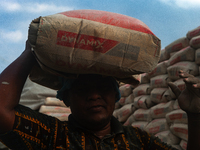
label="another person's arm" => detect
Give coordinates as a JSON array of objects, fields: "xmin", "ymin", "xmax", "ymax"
[
  {"xmin": 0, "ymin": 41, "xmax": 37, "ymax": 133},
  {"xmin": 168, "ymin": 70, "xmax": 200, "ymax": 150}
]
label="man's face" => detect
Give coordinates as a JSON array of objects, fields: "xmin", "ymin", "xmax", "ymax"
[{"xmin": 68, "ymin": 75, "xmax": 117, "ymax": 130}]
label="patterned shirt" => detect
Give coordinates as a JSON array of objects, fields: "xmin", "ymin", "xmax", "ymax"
[{"xmin": 0, "ymin": 105, "xmax": 177, "ymax": 150}]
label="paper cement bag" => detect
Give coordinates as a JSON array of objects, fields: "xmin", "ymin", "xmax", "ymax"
[
  {"xmin": 123, "ymin": 113, "xmax": 135, "ymax": 126},
  {"xmin": 166, "ymin": 46, "xmax": 195, "ymax": 67},
  {"xmin": 134, "ymin": 95, "xmax": 155, "ymax": 109},
  {"xmin": 147, "ymin": 61, "xmax": 167, "ymax": 78},
  {"xmin": 161, "ymin": 89, "xmax": 174, "ymax": 102},
  {"xmin": 150, "ymin": 88, "xmax": 168, "ymax": 104},
  {"xmin": 119, "ymin": 94, "xmax": 134, "ymax": 106},
  {"xmin": 173, "ymin": 99, "xmax": 180, "ymax": 110},
  {"xmin": 45, "ymin": 97, "xmax": 66, "ymax": 107},
  {"xmin": 116, "ymin": 103, "xmax": 136, "ymax": 122},
  {"xmin": 170, "ymin": 123, "xmax": 188, "ymax": 141},
  {"xmin": 28, "ymin": 10, "xmax": 161, "ymax": 89},
  {"xmin": 132, "ymin": 84, "xmax": 152, "ymax": 97},
  {"xmin": 195, "ymin": 48, "xmax": 200, "ymax": 65},
  {"xmin": 39, "ymin": 105, "xmax": 71, "ymax": 113},
  {"xmin": 150, "ymin": 101, "xmax": 174, "ymax": 119},
  {"xmin": 165, "ymin": 37, "xmax": 189, "ymax": 54},
  {"xmin": 150, "ymin": 74, "xmax": 171, "ymax": 88},
  {"xmin": 173, "ymin": 79, "xmax": 186, "ymax": 92},
  {"xmin": 159, "ymin": 48, "xmax": 169, "ymax": 62},
  {"xmin": 166, "ymin": 109, "xmax": 187, "ymax": 125},
  {"xmin": 186, "ymin": 26, "xmax": 200, "ymax": 40},
  {"xmin": 155, "ymin": 130, "xmax": 181, "ymax": 145},
  {"xmin": 133, "ymin": 108, "xmax": 152, "ymax": 122},
  {"xmin": 140, "ymin": 73, "xmax": 150, "ymax": 84},
  {"xmin": 145, "ymin": 118, "xmax": 169, "ymax": 135},
  {"xmin": 119, "ymin": 84, "xmax": 133, "ymax": 97},
  {"xmin": 190, "ymin": 35, "xmax": 200, "ymax": 49},
  {"xmin": 131, "ymin": 121, "xmax": 149, "ymax": 130},
  {"xmin": 115, "ymin": 101, "xmax": 121, "ymax": 109},
  {"xmin": 167, "ymin": 61, "xmax": 199, "ymax": 81},
  {"xmin": 180, "ymin": 140, "xmax": 187, "ymax": 150},
  {"xmin": 20, "ymin": 77, "xmax": 57, "ymax": 110}
]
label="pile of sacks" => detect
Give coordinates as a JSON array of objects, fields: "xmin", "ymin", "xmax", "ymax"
[
  {"xmin": 39, "ymin": 97, "xmax": 71, "ymax": 121},
  {"xmin": 113, "ymin": 25, "xmax": 200, "ymax": 150}
]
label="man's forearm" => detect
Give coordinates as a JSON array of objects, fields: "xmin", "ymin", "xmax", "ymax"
[{"xmin": 0, "ymin": 43, "xmax": 37, "ymax": 133}]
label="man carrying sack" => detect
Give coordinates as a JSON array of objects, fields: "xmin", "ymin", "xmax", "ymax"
[{"xmin": 0, "ymin": 10, "xmax": 200, "ymax": 150}]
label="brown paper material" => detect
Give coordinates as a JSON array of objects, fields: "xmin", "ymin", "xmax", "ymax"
[{"xmin": 28, "ymin": 10, "xmax": 161, "ymax": 89}]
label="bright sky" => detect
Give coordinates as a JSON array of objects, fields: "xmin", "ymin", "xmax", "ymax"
[{"xmin": 1, "ymin": 0, "xmax": 200, "ymax": 73}]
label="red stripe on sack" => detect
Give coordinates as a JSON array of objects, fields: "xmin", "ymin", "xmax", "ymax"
[
  {"xmin": 59, "ymin": 10, "xmax": 154, "ymax": 35},
  {"xmin": 56, "ymin": 30, "xmax": 119, "ymax": 53}
]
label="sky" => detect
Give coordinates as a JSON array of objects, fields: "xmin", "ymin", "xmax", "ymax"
[{"xmin": 1, "ymin": 0, "xmax": 200, "ymax": 73}]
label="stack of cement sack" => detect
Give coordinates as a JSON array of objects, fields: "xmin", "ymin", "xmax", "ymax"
[
  {"xmin": 39, "ymin": 97, "xmax": 71, "ymax": 121},
  {"xmin": 20, "ymin": 77, "xmax": 71, "ymax": 121},
  {"xmin": 113, "ymin": 26, "xmax": 200, "ymax": 150}
]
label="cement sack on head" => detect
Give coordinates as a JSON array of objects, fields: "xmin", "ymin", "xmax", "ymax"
[
  {"xmin": 147, "ymin": 61, "xmax": 167, "ymax": 78},
  {"xmin": 144, "ymin": 118, "xmax": 169, "ymax": 135},
  {"xmin": 167, "ymin": 61, "xmax": 199, "ymax": 81},
  {"xmin": 165, "ymin": 37, "xmax": 189, "ymax": 55},
  {"xmin": 186, "ymin": 26, "xmax": 200, "ymax": 40},
  {"xmin": 28, "ymin": 10, "xmax": 161, "ymax": 89},
  {"xmin": 45, "ymin": 97, "xmax": 66, "ymax": 107},
  {"xmin": 123, "ymin": 113, "xmax": 135, "ymax": 126},
  {"xmin": 150, "ymin": 101, "xmax": 174, "ymax": 119},
  {"xmin": 131, "ymin": 121, "xmax": 149, "ymax": 130},
  {"xmin": 170, "ymin": 123, "xmax": 188, "ymax": 141},
  {"xmin": 195, "ymin": 48, "xmax": 200, "ymax": 65},
  {"xmin": 134, "ymin": 95, "xmax": 155, "ymax": 109},
  {"xmin": 155, "ymin": 130, "xmax": 181, "ymax": 145},
  {"xmin": 133, "ymin": 108, "xmax": 152, "ymax": 122},
  {"xmin": 166, "ymin": 46, "xmax": 195, "ymax": 67},
  {"xmin": 132, "ymin": 83, "xmax": 152, "ymax": 97},
  {"xmin": 116, "ymin": 103, "xmax": 136, "ymax": 122},
  {"xmin": 43, "ymin": 112, "xmax": 70, "ymax": 121},
  {"xmin": 20, "ymin": 77, "xmax": 57, "ymax": 110},
  {"xmin": 140, "ymin": 73, "xmax": 150, "ymax": 84},
  {"xmin": 150, "ymin": 74, "xmax": 171, "ymax": 88},
  {"xmin": 119, "ymin": 84, "xmax": 133, "ymax": 97},
  {"xmin": 159, "ymin": 48, "xmax": 169, "ymax": 62},
  {"xmin": 179, "ymin": 140, "xmax": 187, "ymax": 150},
  {"xmin": 190, "ymin": 35, "xmax": 200, "ymax": 49},
  {"xmin": 166, "ymin": 109, "xmax": 187, "ymax": 125},
  {"xmin": 39, "ymin": 105, "xmax": 71, "ymax": 113},
  {"xmin": 150, "ymin": 88, "xmax": 168, "ymax": 104}
]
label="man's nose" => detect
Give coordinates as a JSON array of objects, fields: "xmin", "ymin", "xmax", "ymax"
[{"xmin": 87, "ymin": 88, "xmax": 102, "ymax": 100}]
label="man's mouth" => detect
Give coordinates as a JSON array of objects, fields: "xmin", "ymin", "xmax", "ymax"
[{"xmin": 88, "ymin": 105, "xmax": 105, "ymax": 112}]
